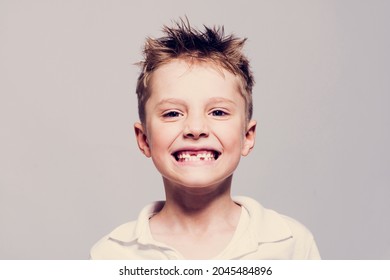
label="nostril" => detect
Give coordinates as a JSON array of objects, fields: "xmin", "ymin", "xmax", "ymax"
[
  {"xmin": 183, "ymin": 120, "xmax": 209, "ymax": 139},
  {"xmin": 184, "ymin": 132, "xmax": 208, "ymax": 139}
]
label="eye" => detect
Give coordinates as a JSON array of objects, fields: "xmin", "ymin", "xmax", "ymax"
[
  {"xmin": 210, "ymin": 109, "xmax": 228, "ymax": 117},
  {"xmin": 162, "ymin": 111, "xmax": 182, "ymax": 118}
]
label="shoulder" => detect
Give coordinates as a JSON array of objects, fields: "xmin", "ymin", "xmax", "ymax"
[
  {"xmin": 90, "ymin": 201, "xmax": 165, "ymax": 260},
  {"xmin": 234, "ymin": 196, "xmax": 312, "ymax": 237},
  {"xmin": 279, "ymin": 213, "xmax": 314, "ymax": 240},
  {"xmin": 90, "ymin": 220, "xmax": 138, "ymax": 260},
  {"xmin": 278, "ymin": 214, "xmax": 321, "ymax": 259},
  {"xmin": 234, "ymin": 196, "xmax": 321, "ymax": 259}
]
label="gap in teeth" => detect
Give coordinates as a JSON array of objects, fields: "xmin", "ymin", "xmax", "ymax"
[{"xmin": 176, "ymin": 151, "xmax": 216, "ymax": 161}]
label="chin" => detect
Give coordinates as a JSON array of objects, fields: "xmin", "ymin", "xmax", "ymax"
[{"xmin": 164, "ymin": 174, "xmax": 232, "ymax": 190}]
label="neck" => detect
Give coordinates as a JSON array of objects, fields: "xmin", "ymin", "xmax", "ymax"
[
  {"xmin": 154, "ymin": 176, "xmax": 240, "ymax": 233},
  {"xmin": 165, "ymin": 176, "xmax": 233, "ymax": 210}
]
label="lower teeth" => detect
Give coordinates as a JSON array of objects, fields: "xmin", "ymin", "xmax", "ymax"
[
  {"xmin": 179, "ymin": 157, "xmax": 213, "ymax": 162},
  {"xmin": 174, "ymin": 152, "xmax": 219, "ymax": 161}
]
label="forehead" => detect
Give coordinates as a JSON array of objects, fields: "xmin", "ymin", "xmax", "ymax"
[{"xmin": 148, "ymin": 59, "xmax": 243, "ymax": 100}]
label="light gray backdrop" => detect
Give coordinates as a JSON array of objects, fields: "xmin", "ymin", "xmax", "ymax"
[{"xmin": 1, "ymin": 0, "xmax": 389, "ymax": 259}]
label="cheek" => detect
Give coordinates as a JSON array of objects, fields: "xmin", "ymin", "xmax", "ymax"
[
  {"xmin": 148, "ymin": 123, "xmax": 180, "ymax": 152},
  {"xmin": 214, "ymin": 122, "xmax": 246, "ymax": 151}
]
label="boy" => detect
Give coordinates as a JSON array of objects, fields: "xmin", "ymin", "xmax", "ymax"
[{"xmin": 90, "ymin": 20, "xmax": 320, "ymax": 259}]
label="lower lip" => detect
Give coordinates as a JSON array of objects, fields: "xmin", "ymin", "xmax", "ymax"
[{"xmin": 172, "ymin": 156, "xmax": 219, "ymax": 166}]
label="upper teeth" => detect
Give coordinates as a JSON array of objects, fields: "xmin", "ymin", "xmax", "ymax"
[{"xmin": 177, "ymin": 152, "xmax": 215, "ymax": 161}]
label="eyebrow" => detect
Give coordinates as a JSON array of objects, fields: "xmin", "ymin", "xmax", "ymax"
[
  {"xmin": 156, "ymin": 98, "xmax": 185, "ymax": 106},
  {"xmin": 155, "ymin": 98, "xmax": 186, "ymax": 108},
  {"xmin": 206, "ymin": 97, "xmax": 237, "ymax": 105},
  {"xmin": 155, "ymin": 97, "xmax": 237, "ymax": 107}
]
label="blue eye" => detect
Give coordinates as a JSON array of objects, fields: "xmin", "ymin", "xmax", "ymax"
[
  {"xmin": 163, "ymin": 111, "xmax": 181, "ymax": 118},
  {"xmin": 211, "ymin": 110, "xmax": 227, "ymax": 116}
]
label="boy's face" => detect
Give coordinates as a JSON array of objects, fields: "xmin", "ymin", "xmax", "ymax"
[{"xmin": 135, "ymin": 59, "xmax": 256, "ymax": 189}]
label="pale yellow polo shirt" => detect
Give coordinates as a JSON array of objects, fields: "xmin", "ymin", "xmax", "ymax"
[{"xmin": 90, "ymin": 196, "xmax": 320, "ymax": 259}]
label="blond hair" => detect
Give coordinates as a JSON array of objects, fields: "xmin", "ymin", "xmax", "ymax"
[{"xmin": 136, "ymin": 19, "xmax": 254, "ymax": 124}]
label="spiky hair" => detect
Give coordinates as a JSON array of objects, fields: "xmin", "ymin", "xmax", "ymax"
[{"xmin": 136, "ymin": 18, "xmax": 254, "ymax": 123}]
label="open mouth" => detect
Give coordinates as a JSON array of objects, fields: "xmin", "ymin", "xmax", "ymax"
[{"xmin": 172, "ymin": 150, "xmax": 221, "ymax": 162}]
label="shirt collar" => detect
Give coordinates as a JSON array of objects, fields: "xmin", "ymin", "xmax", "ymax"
[
  {"xmin": 108, "ymin": 201, "xmax": 165, "ymax": 244},
  {"xmin": 233, "ymin": 196, "xmax": 293, "ymax": 243},
  {"xmin": 108, "ymin": 197, "xmax": 293, "ymax": 246}
]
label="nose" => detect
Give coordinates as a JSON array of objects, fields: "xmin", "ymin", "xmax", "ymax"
[{"xmin": 183, "ymin": 113, "xmax": 209, "ymax": 139}]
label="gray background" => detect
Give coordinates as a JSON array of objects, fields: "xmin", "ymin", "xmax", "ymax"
[{"xmin": 1, "ymin": 0, "xmax": 389, "ymax": 259}]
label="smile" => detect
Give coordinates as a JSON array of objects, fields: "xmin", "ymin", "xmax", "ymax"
[{"xmin": 172, "ymin": 150, "xmax": 221, "ymax": 162}]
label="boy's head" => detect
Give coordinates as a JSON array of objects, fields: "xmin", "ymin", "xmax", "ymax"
[
  {"xmin": 134, "ymin": 19, "xmax": 257, "ymax": 188},
  {"xmin": 136, "ymin": 19, "xmax": 254, "ymax": 125}
]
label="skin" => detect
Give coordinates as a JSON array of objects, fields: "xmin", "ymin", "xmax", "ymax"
[{"xmin": 134, "ymin": 59, "xmax": 256, "ymax": 259}]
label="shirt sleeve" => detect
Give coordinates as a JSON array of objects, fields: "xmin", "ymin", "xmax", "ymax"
[{"xmin": 305, "ymin": 238, "xmax": 321, "ymax": 259}]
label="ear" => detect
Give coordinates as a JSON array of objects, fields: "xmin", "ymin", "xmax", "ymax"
[
  {"xmin": 134, "ymin": 122, "xmax": 151, "ymax": 157},
  {"xmin": 241, "ymin": 120, "xmax": 256, "ymax": 156}
]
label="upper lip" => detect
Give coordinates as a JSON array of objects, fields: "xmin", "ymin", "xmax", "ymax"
[{"xmin": 171, "ymin": 146, "xmax": 221, "ymax": 154}]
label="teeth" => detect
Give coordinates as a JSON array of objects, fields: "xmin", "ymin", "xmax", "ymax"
[{"xmin": 175, "ymin": 151, "xmax": 217, "ymax": 162}]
